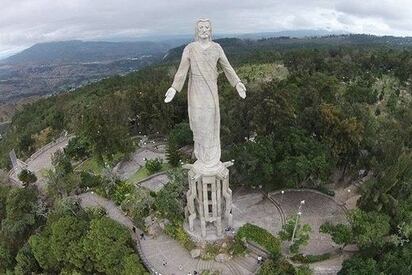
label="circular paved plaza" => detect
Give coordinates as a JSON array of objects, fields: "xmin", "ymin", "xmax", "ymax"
[{"xmin": 269, "ymin": 189, "xmax": 348, "ymax": 255}]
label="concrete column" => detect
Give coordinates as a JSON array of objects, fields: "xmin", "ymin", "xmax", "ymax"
[{"xmin": 182, "ymin": 161, "xmax": 233, "ymax": 240}]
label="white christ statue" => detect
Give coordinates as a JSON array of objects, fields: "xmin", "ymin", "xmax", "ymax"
[{"xmin": 164, "ymin": 19, "xmax": 246, "ymax": 169}]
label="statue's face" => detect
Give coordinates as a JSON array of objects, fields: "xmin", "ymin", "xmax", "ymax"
[{"xmin": 197, "ymin": 21, "xmax": 211, "ymax": 40}]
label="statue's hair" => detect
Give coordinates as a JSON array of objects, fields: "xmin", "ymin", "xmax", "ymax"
[{"xmin": 194, "ymin": 18, "xmax": 212, "ymax": 41}]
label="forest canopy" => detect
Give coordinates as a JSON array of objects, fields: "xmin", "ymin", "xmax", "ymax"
[{"xmin": 0, "ymin": 34, "xmax": 411, "ymax": 274}]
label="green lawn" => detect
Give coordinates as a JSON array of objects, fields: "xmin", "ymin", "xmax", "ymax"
[
  {"xmin": 75, "ymin": 153, "xmax": 126, "ymax": 175},
  {"xmin": 39, "ymin": 168, "xmax": 50, "ymax": 178},
  {"xmin": 126, "ymin": 163, "xmax": 171, "ymax": 184},
  {"xmin": 77, "ymin": 158, "xmax": 104, "ymax": 174}
]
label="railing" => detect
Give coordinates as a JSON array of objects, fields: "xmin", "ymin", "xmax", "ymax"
[
  {"xmin": 133, "ymin": 237, "xmax": 156, "ymax": 274},
  {"xmin": 269, "ymin": 188, "xmax": 349, "ymax": 217},
  {"xmin": 25, "ymin": 134, "xmax": 74, "ymax": 164}
]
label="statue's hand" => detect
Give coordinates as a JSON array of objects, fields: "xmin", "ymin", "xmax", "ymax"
[
  {"xmin": 236, "ymin": 82, "xmax": 246, "ymax": 99},
  {"xmin": 164, "ymin": 87, "xmax": 177, "ymax": 103}
]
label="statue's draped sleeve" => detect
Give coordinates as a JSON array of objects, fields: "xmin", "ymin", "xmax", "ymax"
[
  {"xmin": 218, "ymin": 45, "xmax": 241, "ymax": 87},
  {"xmin": 171, "ymin": 46, "xmax": 190, "ymax": 92}
]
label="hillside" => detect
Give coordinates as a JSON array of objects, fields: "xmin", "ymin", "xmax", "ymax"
[
  {"xmin": 1, "ymin": 40, "xmax": 173, "ymax": 65},
  {"xmin": 0, "ymin": 34, "xmax": 411, "ymax": 274},
  {"xmin": 0, "ymin": 40, "xmax": 184, "ymax": 104}
]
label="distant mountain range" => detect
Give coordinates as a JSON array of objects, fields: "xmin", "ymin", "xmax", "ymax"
[
  {"xmin": 0, "ymin": 31, "xmax": 411, "ymax": 116},
  {"xmin": 0, "ymin": 40, "xmax": 173, "ymax": 65},
  {"xmin": 0, "ymin": 40, "xmax": 184, "ymax": 105}
]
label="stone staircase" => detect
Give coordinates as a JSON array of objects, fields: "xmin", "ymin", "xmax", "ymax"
[
  {"xmin": 194, "ymin": 250, "xmax": 262, "ymax": 275},
  {"xmin": 196, "ymin": 259, "xmax": 215, "ymax": 272},
  {"xmin": 139, "ymin": 233, "xmax": 266, "ymax": 275},
  {"xmin": 232, "ymin": 253, "xmax": 259, "ymax": 273}
]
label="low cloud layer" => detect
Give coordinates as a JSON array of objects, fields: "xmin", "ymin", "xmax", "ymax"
[{"xmin": 1, "ymin": 0, "xmax": 411, "ymax": 58}]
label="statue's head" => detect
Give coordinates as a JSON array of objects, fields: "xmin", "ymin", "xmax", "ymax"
[{"xmin": 195, "ymin": 19, "xmax": 212, "ymax": 41}]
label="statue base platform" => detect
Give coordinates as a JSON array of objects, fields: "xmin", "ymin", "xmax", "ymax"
[
  {"xmin": 183, "ymin": 160, "xmax": 234, "ymax": 241},
  {"xmin": 183, "ymin": 219, "xmax": 233, "ymax": 242}
]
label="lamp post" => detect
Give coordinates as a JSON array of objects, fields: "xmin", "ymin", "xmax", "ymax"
[
  {"xmin": 298, "ymin": 200, "xmax": 305, "ymax": 212},
  {"xmin": 281, "ymin": 190, "xmax": 285, "ymax": 204},
  {"xmin": 291, "ymin": 211, "xmax": 302, "ymax": 243},
  {"xmin": 291, "ymin": 200, "xmax": 305, "ymax": 243}
]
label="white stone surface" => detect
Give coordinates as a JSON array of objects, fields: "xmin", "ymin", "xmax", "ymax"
[
  {"xmin": 165, "ymin": 19, "xmax": 246, "ymax": 168},
  {"xmin": 190, "ymin": 248, "xmax": 201, "ymax": 258},
  {"xmin": 164, "ymin": 19, "xmax": 246, "ymax": 240}
]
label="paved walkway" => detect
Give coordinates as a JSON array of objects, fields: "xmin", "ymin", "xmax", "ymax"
[
  {"xmin": 76, "ymin": 192, "xmax": 261, "ymax": 275},
  {"xmin": 114, "ymin": 146, "xmax": 166, "ymax": 180},
  {"xmin": 139, "ymin": 172, "xmax": 169, "ymax": 192},
  {"xmin": 232, "ymin": 188, "xmax": 283, "ymax": 235},
  {"xmin": 9, "ymin": 136, "xmax": 71, "ymax": 191},
  {"xmin": 269, "ymin": 190, "xmax": 347, "ymax": 256},
  {"xmin": 26, "ymin": 137, "xmax": 70, "ymax": 175},
  {"xmin": 7, "ymin": 136, "xmax": 350, "ymax": 274}
]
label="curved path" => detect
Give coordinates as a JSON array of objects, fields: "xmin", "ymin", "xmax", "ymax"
[
  {"xmin": 76, "ymin": 192, "xmax": 261, "ymax": 275},
  {"xmin": 269, "ymin": 189, "xmax": 347, "ymax": 256},
  {"xmin": 114, "ymin": 145, "xmax": 166, "ymax": 180},
  {"xmin": 9, "ymin": 135, "xmax": 71, "ymax": 191},
  {"xmin": 7, "ymin": 136, "xmax": 349, "ymax": 274}
]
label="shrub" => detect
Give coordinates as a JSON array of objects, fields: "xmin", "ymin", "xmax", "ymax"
[
  {"xmin": 258, "ymin": 258, "xmax": 295, "ymax": 275},
  {"xmin": 112, "ymin": 181, "xmax": 135, "ymax": 205},
  {"xmin": 229, "ymin": 238, "xmax": 247, "ymax": 256},
  {"xmin": 168, "ymin": 122, "xmax": 193, "ymax": 147},
  {"xmin": 236, "ymin": 223, "xmax": 281, "ymax": 258},
  {"xmin": 144, "ymin": 158, "xmax": 163, "ymax": 174},
  {"xmin": 279, "ymin": 216, "xmax": 312, "ymax": 254},
  {"xmin": 291, "ymin": 253, "xmax": 331, "ymax": 263},
  {"xmin": 164, "ymin": 222, "xmax": 195, "ymax": 251},
  {"xmin": 18, "ymin": 169, "xmax": 37, "ymax": 185},
  {"xmin": 80, "ymin": 172, "xmax": 102, "ymax": 189},
  {"xmin": 202, "ymin": 243, "xmax": 221, "ymax": 260},
  {"xmin": 64, "ymin": 137, "xmax": 90, "ymax": 161},
  {"xmin": 166, "ymin": 141, "xmax": 181, "ymax": 167},
  {"xmin": 312, "ymin": 185, "xmax": 335, "ymax": 196},
  {"xmin": 320, "ymin": 222, "xmax": 352, "ymax": 249},
  {"xmin": 121, "ymin": 188, "xmax": 153, "ymax": 229},
  {"xmin": 258, "ymin": 258, "xmax": 313, "ymax": 275},
  {"xmin": 154, "ymin": 169, "xmax": 186, "ymax": 222}
]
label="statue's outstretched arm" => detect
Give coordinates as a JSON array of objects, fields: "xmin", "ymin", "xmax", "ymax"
[
  {"xmin": 171, "ymin": 46, "xmax": 190, "ymax": 92},
  {"xmin": 218, "ymin": 46, "xmax": 241, "ymax": 87},
  {"xmin": 218, "ymin": 45, "xmax": 246, "ymax": 98},
  {"xmin": 165, "ymin": 46, "xmax": 190, "ymax": 103}
]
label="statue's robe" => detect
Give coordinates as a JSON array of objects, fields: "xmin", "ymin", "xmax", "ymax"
[{"xmin": 171, "ymin": 41, "xmax": 240, "ymax": 167}]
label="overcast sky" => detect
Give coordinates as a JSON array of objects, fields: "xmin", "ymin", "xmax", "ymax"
[{"xmin": 1, "ymin": 0, "xmax": 412, "ymax": 58}]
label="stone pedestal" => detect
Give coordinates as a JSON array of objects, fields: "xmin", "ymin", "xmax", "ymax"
[{"xmin": 183, "ymin": 160, "xmax": 233, "ymax": 239}]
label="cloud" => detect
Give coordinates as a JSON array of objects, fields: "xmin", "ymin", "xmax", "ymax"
[{"xmin": 0, "ymin": 0, "xmax": 411, "ymax": 58}]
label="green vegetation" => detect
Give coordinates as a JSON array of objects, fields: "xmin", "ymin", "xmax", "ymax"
[
  {"xmin": 320, "ymin": 223, "xmax": 352, "ymax": 249},
  {"xmin": 154, "ymin": 169, "xmax": 187, "ymax": 222},
  {"xmin": 46, "ymin": 151, "xmax": 81, "ymax": 199},
  {"xmin": 201, "ymin": 243, "xmax": 222, "ymax": 260},
  {"xmin": 28, "ymin": 205, "xmax": 146, "ymax": 274},
  {"xmin": 258, "ymin": 258, "xmax": 312, "ymax": 275},
  {"xmin": 64, "ymin": 136, "xmax": 91, "ymax": 161},
  {"xmin": 0, "ymin": 156, "xmax": 148, "ymax": 274},
  {"xmin": 18, "ymin": 169, "xmax": 37, "ymax": 185},
  {"xmin": 0, "ymin": 185, "xmax": 43, "ymax": 273},
  {"xmin": 144, "ymin": 158, "xmax": 163, "ymax": 174},
  {"xmin": 290, "ymin": 253, "xmax": 331, "ymax": 264},
  {"xmin": 235, "ymin": 223, "xmax": 281, "ymax": 258},
  {"xmin": 76, "ymin": 157, "xmax": 104, "ymax": 175},
  {"xmin": 0, "ymin": 34, "xmax": 411, "ymax": 273},
  {"xmin": 279, "ymin": 216, "xmax": 312, "ymax": 254},
  {"xmin": 120, "ymin": 186, "xmax": 154, "ymax": 229},
  {"xmin": 166, "ymin": 122, "xmax": 193, "ymax": 167},
  {"xmin": 164, "ymin": 222, "xmax": 195, "ymax": 251}
]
